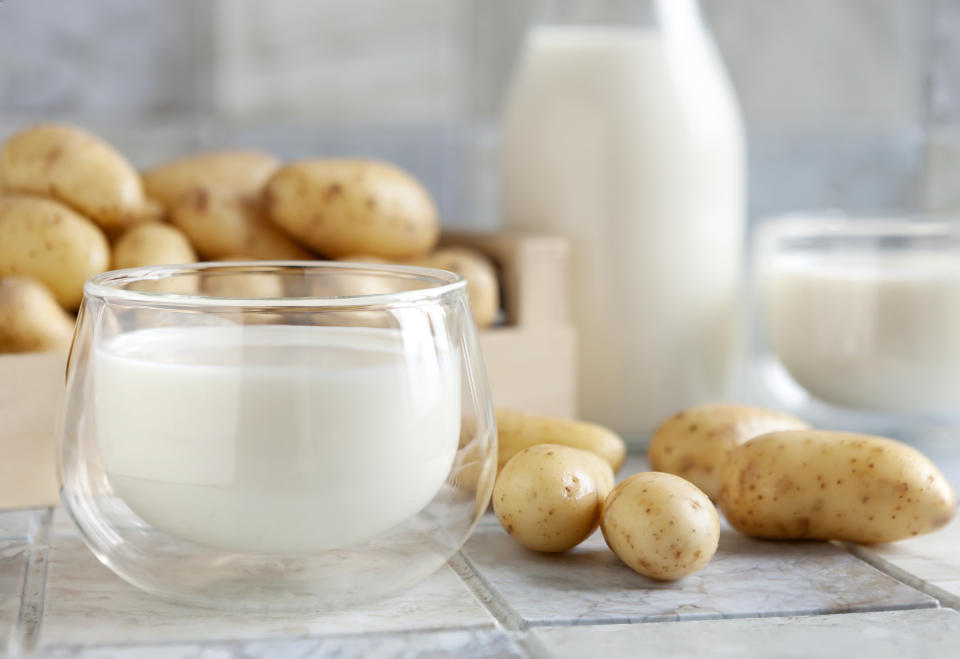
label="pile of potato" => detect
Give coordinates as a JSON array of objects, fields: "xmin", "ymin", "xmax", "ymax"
[
  {"xmin": 0, "ymin": 123, "xmax": 500, "ymax": 353},
  {"xmin": 491, "ymin": 405, "xmax": 956, "ymax": 582}
]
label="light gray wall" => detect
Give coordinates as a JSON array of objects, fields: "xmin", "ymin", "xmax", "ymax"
[{"xmin": 0, "ymin": 0, "xmax": 957, "ymax": 227}]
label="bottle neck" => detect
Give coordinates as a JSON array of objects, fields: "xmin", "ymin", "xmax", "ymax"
[{"xmin": 533, "ymin": 0, "xmax": 664, "ymax": 28}]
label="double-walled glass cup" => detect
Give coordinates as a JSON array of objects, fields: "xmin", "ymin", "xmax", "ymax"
[{"xmin": 60, "ymin": 262, "xmax": 497, "ymax": 610}]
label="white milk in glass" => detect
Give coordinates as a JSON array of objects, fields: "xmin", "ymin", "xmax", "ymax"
[
  {"xmin": 94, "ymin": 325, "xmax": 460, "ymax": 554},
  {"xmin": 501, "ymin": 24, "xmax": 744, "ymax": 440},
  {"xmin": 769, "ymin": 253, "xmax": 960, "ymax": 414}
]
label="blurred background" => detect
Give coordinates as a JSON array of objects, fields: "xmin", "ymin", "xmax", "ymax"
[{"xmin": 0, "ymin": 0, "xmax": 955, "ymax": 228}]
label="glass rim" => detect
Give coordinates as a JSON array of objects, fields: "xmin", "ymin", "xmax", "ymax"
[
  {"xmin": 83, "ymin": 260, "xmax": 468, "ymax": 309},
  {"xmin": 757, "ymin": 212, "xmax": 960, "ymax": 242}
]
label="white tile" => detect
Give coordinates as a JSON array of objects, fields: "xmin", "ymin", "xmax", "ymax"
[
  {"xmin": 39, "ymin": 539, "xmax": 495, "ymax": 648},
  {"xmin": 922, "ymin": 128, "xmax": 960, "ymax": 212},
  {"xmin": 462, "ymin": 521, "xmax": 935, "ymax": 627},
  {"xmin": 212, "ymin": 0, "xmax": 471, "ymax": 123},
  {"xmin": 0, "ymin": 542, "xmax": 29, "ymax": 651},
  {"xmin": 50, "ymin": 507, "xmax": 80, "ymax": 539},
  {"xmin": 931, "ymin": 0, "xmax": 960, "ymax": 125},
  {"xmin": 748, "ymin": 128, "xmax": 925, "ymax": 221},
  {"xmin": 0, "ymin": 1, "xmax": 213, "ymax": 119},
  {"xmin": 0, "ymin": 509, "xmax": 46, "ymax": 540},
  {"xmin": 847, "ymin": 514, "xmax": 960, "ymax": 608},
  {"xmin": 703, "ymin": 0, "xmax": 930, "ymax": 129},
  {"xmin": 41, "ymin": 629, "xmax": 524, "ymax": 659},
  {"xmin": 532, "ymin": 608, "xmax": 960, "ymax": 659}
]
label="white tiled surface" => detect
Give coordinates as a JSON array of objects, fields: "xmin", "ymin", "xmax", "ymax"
[
  {"xmin": 847, "ymin": 515, "xmax": 960, "ymax": 609},
  {"xmin": 461, "ymin": 523, "xmax": 935, "ymax": 627},
  {"xmin": 39, "ymin": 539, "xmax": 495, "ymax": 648},
  {"xmin": 41, "ymin": 629, "xmax": 525, "ymax": 659},
  {"xmin": 532, "ymin": 608, "xmax": 960, "ymax": 659},
  {"xmin": 2, "ymin": 463, "xmax": 959, "ymax": 656},
  {"xmin": 0, "ymin": 542, "xmax": 28, "ymax": 649}
]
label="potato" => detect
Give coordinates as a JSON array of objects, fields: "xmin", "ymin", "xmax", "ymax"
[
  {"xmin": 337, "ymin": 254, "xmax": 388, "ymax": 264},
  {"xmin": 493, "ymin": 444, "xmax": 615, "ymax": 552},
  {"xmin": 0, "ymin": 276, "xmax": 75, "ymax": 353},
  {"xmin": 202, "ymin": 267, "xmax": 286, "ymax": 299},
  {"xmin": 0, "ymin": 195, "xmax": 110, "ymax": 309},
  {"xmin": 718, "ymin": 430, "xmax": 957, "ymax": 543},
  {"xmin": 408, "ymin": 247, "xmax": 499, "ymax": 328},
  {"xmin": 112, "ymin": 222, "xmax": 197, "ymax": 269},
  {"xmin": 265, "ymin": 159, "xmax": 439, "ymax": 259},
  {"xmin": 0, "ymin": 123, "xmax": 145, "ymax": 230},
  {"xmin": 141, "ymin": 149, "xmax": 280, "ymax": 210},
  {"xmin": 171, "ymin": 186, "xmax": 313, "ymax": 260},
  {"xmin": 648, "ymin": 404, "xmax": 809, "ymax": 500},
  {"xmin": 601, "ymin": 472, "xmax": 719, "ymax": 581},
  {"xmin": 496, "ymin": 409, "xmax": 626, "ymax": 473}
]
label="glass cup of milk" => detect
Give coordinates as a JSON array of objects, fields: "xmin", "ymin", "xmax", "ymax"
[
  {"xmin": 60, "ymin": 262, "xmax": 497, "ymax": 610},
  {"xmin": 748, "ymin": 215, "xmax": 960, "ymax": 435}
]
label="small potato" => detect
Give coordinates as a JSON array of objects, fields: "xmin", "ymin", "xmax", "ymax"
[
  {"xmin": 0, "ymin": 123, "xmax": 145, "ymax": 230},
  {"xmin": 408, "ymin": 247, "xmax": 500, "ymax": 328},
  {"xmin": 496, "ymin": 409, "xmax": 626, "ymax": 473},
  {"xmin": 0, "ymin": 195, "xmax": 110, "ymax": 310},
  {"xmin": 141, "ymin": 149, "xmax": 280, "ymax": 211},
  {"xmin": 202, "ymin": 268, "xmax": 286, "ymax": 299},
  {"xmin": 648, "ymin": 404, "xmax": 809, "ymax": 500},
  {"xmin": 0, "ymin": 276, "xmax": 75, "ymax": 353},
  {"xmin": 172, "ymin": 186, "xmax": 313, "ymax": 260},
  {"xmin": 602, "ymin": 472, "xmax": 719, "ymax": 581},
  {"xmin": 112, "ymin": 222, "xmax": 197, "ymax": 269},
  {"xmin": 494, "ymin": 444, "xmax": 615, "ymax": 552},
  {"xmin": 718, "ymin": 431, "xmax": 957, "ymax": 543},
  {"xmin": 337, "ymin": 254, "xmax": 388, "ymax": 264},
  {"xmin": 265, "ymin": 159, "xmax": 439, "ymax": 259}
]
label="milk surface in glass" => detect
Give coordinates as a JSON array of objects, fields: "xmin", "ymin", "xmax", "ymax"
[{"xmin": 94, "ymin": 324, "xmax": 461, "ymax": 554}]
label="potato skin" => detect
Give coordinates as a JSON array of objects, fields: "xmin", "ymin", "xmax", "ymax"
[
  {"xmin": 265, "ymin": 159, "xmax": 439, "ymax": 259},
  {"xmin": 172, "ymin": 186, "xmax": 313, "ymax": 260},
  {"xmin": 0, "ymin": 195, "xmax": 110, "ymax": 310},
  {"xmin": 141, "ymin": 149, "xmax": 280, "ymax": 210},
  {"xmin": 496, "ymin": 409, "xmax": 625, "ymax": 473},
  {"xmin": 718, "ymin": 431, "xmax": 957, "ymax": 543},
  {"xmin": 0, "ymin": 123, "xmax": 145, "ymax": 230},
  {"xmin": 493, "ymin": 444, "xmax": 614, "ymax": 552},
  {"xmin": 409, "ymin": 247, "xmax": 500, "ymax": 328},
  {"xmin": 0, "ymin": 276, "xmax": 75, "ymax": 353},
  {"xmin": 601, "ymin": 472, "xmax": 719, "ymax": 581},
  {"xmin": 112, "ymin": 222, "xmax": 197, "ymax": 269},
  {"xmin": 648, "ymin": 404, "xmax": 809, "ymax": 500}
]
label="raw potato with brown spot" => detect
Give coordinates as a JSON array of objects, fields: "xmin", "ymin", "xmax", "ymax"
[
  {"xmin": 601, "ymin": 472, "xmax": 719, "ymax": 581},
  {"xmin": 0, "ymin": 123, "xmax": 147, "ymax": 230},
  {"xmin": 493, "ymin": 444, "xmax": 615, "ymax": 552},
  {"xmin": 141, "ymin": 149, "xmax": 280, "ymax": 211},
  {"xmin": 717, "ymin": 430, "xmax": 957, "ymax": 543},
  {"xmin": 265, "ymin": 159, "xmax": 439, "ymax": 259},
  {"xmin": 648, "ymin": 404, "xmax": 809, "ymax": 500},
  {"xmin": 112, "ymin": 222, "xmax": 197, "ymax": 270},
  {"xmin": 496, "ymin": 409, "xmax": 625, "ymax": 473},
  {"xmin": 0, "ymin": 276, "xmax": 75, "ymax": 353},
  {"xmin": 0, "ymin": 195, "xmax": 110, "ymax": 310},
  {"xmin": 171, "ymin": 186, "xmax": 313, "ymax": 260},
  {"xmin": 408, "ymin": 247, "xmax": 500, "ymax": 328}
]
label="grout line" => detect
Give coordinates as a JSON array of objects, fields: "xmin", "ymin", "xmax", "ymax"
[
  {"xmin": 448, "ymin": 550, "xmax": 526, "ymax": 633},
  {"xmin": 11, "ymin": 508, "xmax": 52, "ymax": 656},
  {"xmin": 842, "ymin": 542, "xmax": 960, "ymax": 612}
]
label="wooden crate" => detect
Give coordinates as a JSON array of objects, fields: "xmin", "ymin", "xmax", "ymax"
[{"xmin": 0, "ymin": 231, "xmax": 576, "ymax": 509}]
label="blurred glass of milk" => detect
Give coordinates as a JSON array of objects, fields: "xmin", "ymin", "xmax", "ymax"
[{"xmin": 500, "ymin": 0, "xmax": 746, "ymax": 443}]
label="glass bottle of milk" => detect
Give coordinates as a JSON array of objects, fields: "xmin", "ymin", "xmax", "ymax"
[{"xmin": 500, "ymin": 0, "xmax": 745, "ymax": 443}]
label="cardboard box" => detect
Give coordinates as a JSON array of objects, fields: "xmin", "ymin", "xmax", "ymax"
[{"xmin": 0, "ymin": 231, "xmax": 576, "ymax": 509}]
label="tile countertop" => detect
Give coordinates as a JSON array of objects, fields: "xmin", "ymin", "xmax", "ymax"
[{"xmin": 2, "ymin": 454, "xmax": 960, "ymax": 658}]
